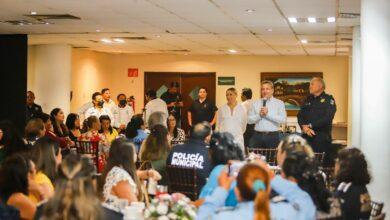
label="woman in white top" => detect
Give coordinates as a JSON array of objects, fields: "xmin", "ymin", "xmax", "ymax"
[
  {"xmin": 217, "ymin": 88, "xmax": 247, "ymax": 153},
  {"xmin": 102, "ymin": 138, "xmax": 161, "ymax": 212}
]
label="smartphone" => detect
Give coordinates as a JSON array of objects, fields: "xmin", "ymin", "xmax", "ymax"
[{"xmin": 228, "ymin": 161, "xmax": 246, "ymax": 177}]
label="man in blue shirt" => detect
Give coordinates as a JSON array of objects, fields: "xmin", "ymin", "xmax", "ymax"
[{"xmin": 248, "ymin": 81, "xmax": 287, "ymax": 149}]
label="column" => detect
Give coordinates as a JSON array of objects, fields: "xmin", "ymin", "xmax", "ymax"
[
  {"xmin": 32, "ymin": 44, "xmax": 72, "ymax": 115},
  {"xmin": 350, "ymin": 26, "xmax": 362, "ymax": 147},
  {"xmin": 361, "ymin": 0, "xmax": 390, "ymax": 215}
]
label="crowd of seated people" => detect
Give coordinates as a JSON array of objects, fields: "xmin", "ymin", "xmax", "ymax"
[{"xmin": 0, "ymin": 89, "xmax": 378, "ymax": 220}]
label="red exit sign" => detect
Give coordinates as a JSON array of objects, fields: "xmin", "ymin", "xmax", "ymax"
[{"xmin": 128, "ymin": 68, "xmax": 138, "ymax": 77}]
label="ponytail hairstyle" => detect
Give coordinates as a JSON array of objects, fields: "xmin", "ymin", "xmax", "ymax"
[
  {"xmin": 41, "ymin": 154, "xmax": 103, "ymax": 220},
  {"xmin": 140, "ymin": 124, "xmax": 169, "ymax": 161},
  {"xmin": 236, "ymin": 163, "xmax": 270, "ymax": 220},
  {"xmin": 282, "ymin": 151, "xmax": 331, "ymax": 213}
]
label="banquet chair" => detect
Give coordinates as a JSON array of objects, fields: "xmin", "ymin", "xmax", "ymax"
[
  {"xmin": 314, "ymin": 152, "xmax": 325, "ymax": 166},
  {"xmin": 248, "ymin": 148, "xmax": 277, "ymax": 165},
  {"xmin": 166, "ymin": 165, "xmax": 198, "ymax": 201},
  {"xmin": 370, "ymin": 201, "xmax": 384, "ymax": 219},
  {"xmin": 74, "ymin": 140, "xmax": 100, "ymax": 172}
]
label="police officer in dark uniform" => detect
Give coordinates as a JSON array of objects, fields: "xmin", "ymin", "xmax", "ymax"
[
  {"xmin": 298, "ymin": 77, "xmax": 336, "ymax": 164},
  {"xmin": 26, "ymin": 91, "xmax": 43, "ymax": 122}
]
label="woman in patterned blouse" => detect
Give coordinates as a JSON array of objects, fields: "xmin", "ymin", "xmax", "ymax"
[{"xmin": 167, "ymin": 114, "xmax": 185, "ymax": 146}]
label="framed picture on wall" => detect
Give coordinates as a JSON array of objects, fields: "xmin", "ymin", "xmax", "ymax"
[{"xmin": 261, "ymin": 72, "xmax": 323, "ymax": 116}]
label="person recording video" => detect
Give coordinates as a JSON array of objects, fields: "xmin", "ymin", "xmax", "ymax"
[{"xmin": 161, "ymin": 82, "xmax": 184, "ymax": 127}]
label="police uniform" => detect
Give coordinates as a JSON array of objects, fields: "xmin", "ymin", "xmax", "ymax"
[
  {"xmin": 297, "ymin": 92, "xmax": 336, "ymax": 154},
  {"xmin": 26, "ymin": 103, "xmax": 43, "ymax": 122}
]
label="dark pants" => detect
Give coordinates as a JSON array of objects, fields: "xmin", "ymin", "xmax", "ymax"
[
  {"xmin": 249, "ymin": 132, "xmax": 280, "ymax": 149},
  {"xmin": 244, "ymin": 124, "xmax": 255, "ymax": 148},
  {"xmin": 302, "ymin": 132, "xmax": 333, "ymax": 166}
]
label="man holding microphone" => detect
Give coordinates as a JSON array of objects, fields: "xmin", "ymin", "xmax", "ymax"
[{"xmin": 248, "ymin": 80, "xmax": 287, "ymax": 149}]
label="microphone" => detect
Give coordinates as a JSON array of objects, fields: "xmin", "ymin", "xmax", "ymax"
[{"xmin": 262, "ymin": 99, "xmax": 267, "ymax": 107}]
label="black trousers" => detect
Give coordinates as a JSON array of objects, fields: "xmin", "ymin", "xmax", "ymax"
[
  {"xmin": 302, "ymin": 132, "xmax": 333, "ymax": 166},
  {"xmin": 243, "ymin": 124, "xmax": 255, "ymax": 148},
  {"xmin": 249, "ymin": 132, "xmax": 280, "ymax": 149}
]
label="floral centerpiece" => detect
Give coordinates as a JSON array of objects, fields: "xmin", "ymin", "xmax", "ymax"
[{"xmin": 144, "ymin": 193, "xmax": 197, "ymax": 220}]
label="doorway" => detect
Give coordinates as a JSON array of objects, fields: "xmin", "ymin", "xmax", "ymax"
[{"xmin": 144, "ymin": 72, "xmax": 216, "ymax": 132}]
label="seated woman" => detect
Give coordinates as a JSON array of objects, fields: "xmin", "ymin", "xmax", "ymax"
[
  {"xmin": 65, "ymin": 113, "xmax": 82, "ymax": 142},
  {"xmin": 37, "ymin": 154, "xmax": 122, "ymax": 220},
  {"xmin": 124, "ymin": 114, "xmax": 148, "ymax": 152},
  {"xmin": 139, "ymin": 124, "xmax": 170, "ymax": 185},
  {"xmin": 0, "ymin": 154, "xmax": 36, "ymax": 219},
  {"xmin": 50, "ymin": 108, "xmax": 69, "ymax": 138},
  {"xmin": 24, "ymin": 118, "xmax": 46, "ymax": 146},
  {"xmin": 102, "ymin": 138, "xmax": 160, "ymax": 212},
  {"xmin": 198, "ymin": 132, "xmax": 244, "ymax": 207},
  {"xmin": 29, "ymin": 137, "xmax": 62, "ymax": 204},
  {"xmin": 167, "ymin": 114, "xmax": 185, "ymax": 146},
  {"xmin": 334, "ymin": 148, "xmax": 371, "ymax": 220},
  {"xmin": 0, "ymin": 121, "xmax": 30, "ymax": 165},
  {"xmin": 275, "ymin": 135, "xmax": 329, "ymax": 218},
  {"xmin": 80, "ymin": 116, "xmax": 110, "ymax": 154},
  {"xmin": 38, "ymin": 113, "xmax": 71, "ymax": 150},
  {"xmin": 197, "ymin": 163, "xmax": 303, "ymax": 220},
  {"xmin": 99, "ymin": 115, "xmax": 119, "ymax": 144}
]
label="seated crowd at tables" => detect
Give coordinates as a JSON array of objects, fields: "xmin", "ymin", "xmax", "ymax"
[{"xmin": 0, "ymin": 90, "xmax": 373, "ymax": 220}]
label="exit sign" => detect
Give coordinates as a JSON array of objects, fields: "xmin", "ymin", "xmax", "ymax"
[{"xmin": 128, "ymin": 68, "xmax": 138, "ymax": 77}]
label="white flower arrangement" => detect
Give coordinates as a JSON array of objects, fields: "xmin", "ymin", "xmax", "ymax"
[{"xmin": 144, "ymin": 193, "xmax": 197, "ymax": 220}]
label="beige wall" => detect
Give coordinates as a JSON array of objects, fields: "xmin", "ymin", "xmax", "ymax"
[{"xmin": 68, "ymin": 49, "xmax": 349, "ymax": 123}]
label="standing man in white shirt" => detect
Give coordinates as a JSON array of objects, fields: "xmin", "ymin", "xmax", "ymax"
[
  {"xmin": 144, "ymin": 89, "xmax": 168, "ymax": 128},
  {"xmin": 85, "ymin": 92, "xmax": 114, "ymax": 125},
  {"xmin": 248, "ymin": 81, "xmax": 287, "ymax": 149},
  {"xmin": 217, "ymin": 88, "xmax": 247, "ymax": 153},
  {"xmin": 241, "ymin": 88, "xmax": 254, "ymax": 148},
  {"xmin": 101, "ymin": 88, "xmax": 116, "ymax": 113},
  {"xmin": 113, "ymin": 93, "xmax": 134, "ymax": 133}
]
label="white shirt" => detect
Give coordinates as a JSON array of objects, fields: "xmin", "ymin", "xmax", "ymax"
[
  {"xmin": 77, "ymin": 102, "xmax": 93, "ymax": 121},
  {"xmin": 85, "ymin": 106, "xmax": 114, "ymax": 125},
  {"xmin": 104, "ymin": 99, "xmax": 116, "ymax": 113},
  {"xmin": 145, "ymin": 98, "xmax": 168, "ymax": 126},
  {"xmin": 241, "ymin": 99, "xmax": 254, "ymax": 125},
  {"xmin": 248, "ymin": 97, "xmax": 287, "ymax": 132},
  {"xmin": 217, "ymin": 103, "xmax": 247, "ymax": 150},
  {"xmin": 113, "ymin": 105, "xmax": 134, "ymax": 128}
]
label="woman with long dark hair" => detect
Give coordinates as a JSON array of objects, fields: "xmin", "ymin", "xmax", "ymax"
[
  {"xmin": 198, "ymin": 132, "xmax": 244, "ymax": 207},
  {"xmin": 167, "ymin": 114, "xmax": 185, "ymax": 146},
  {"xmin": 334, "ymin": 148, "xmax": 371, "ymax": 220},
  {"xmin": 65, "ymin": 113, "xmax": 81, "ymax": 142},
  {"xmin": 102, "ymin": 138, "xmax": 159, "ymax": 211},
  {"xmin": 99, "ymin": 115, "xmax": 118, "ymax": 144},
  {"xmin": 139, "ymin": 124, "xmax": 170, "ymax": 184},
  {"xmin": 0, "ymin": 120, "xmax": 28, "ymax": 164},
  {"xmin": 50, "ymin": 108, "xmax": 69, "ymax": 138},
  {"xmin": 125, "ymin": 114, "xmax": 148, "ymax": 152},
  {"xmin": 0, "ymin": 154, "xmax": 36, "ymax": 219},
  {"xmin": 28, "ymin": 137, "xmax": 62, "ymax": 203}
]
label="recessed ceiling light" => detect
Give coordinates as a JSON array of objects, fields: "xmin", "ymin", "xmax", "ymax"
[
  {"xmin": 96, "ymin": 29, "xmax": 101, "ymax": 32},
  {"xmin": 30, "ymin": 11, "xmax": 37, "ymax": 15},
  {"xmin": 245, "ymin": 9, "xmax": 255, "ymax": 13},
  {"xmin": 113, "ymin": 38, "xmax": 125, "ymax": 43},
  {"xmin": 228, "ymin": 49, "xmax": 237, "ymax": 53},
  {"xmin": 308, "ymin": 17, "xmax": 316, "ymax": 23},
  {"xmin": 184, "ymin": 53, "xmax": 188, "ymax": 56},
  {"xmin": 100, "ymin": 38, "xmax": 112, "ymax": 44},
  {"xmin": 327, "ymin": 17, "xmax": 336, "ymax": 23},
  {"xmin": 266, "ymin": 28, "xmax": 273, "ymax": 32},
  {"xmin": 301, "ymin": 39, "xmax": 308, "ymax": 44},
  {"xmin": 288, "ymin": 17, "xmax": 298, "ymax": 23},
  {"xmin": 44, "ymin": 22, "xmax": 50, "ymax": 25},
  {"xmin": 156, "ymin": 35, "xmax": 161, "ymax": 38}
]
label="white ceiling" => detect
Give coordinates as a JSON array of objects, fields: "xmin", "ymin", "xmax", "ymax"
[{"xmin": 0, "ymin": 0, "xmax": 360, "ymax": 55}]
